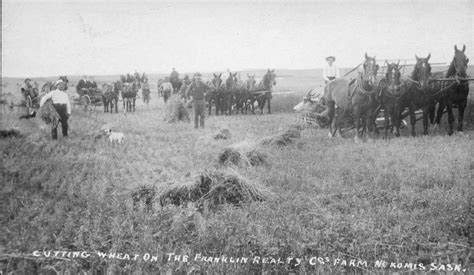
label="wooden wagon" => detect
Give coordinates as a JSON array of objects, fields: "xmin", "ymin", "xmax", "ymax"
[{"xmin": 75, "ymin": 88, "xmax": 103, "ymax": 112}]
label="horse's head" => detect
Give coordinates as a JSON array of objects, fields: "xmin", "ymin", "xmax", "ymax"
[
  {"xmin": 362, "ymin": 53, "xmax": 379, "ymax": 87},
  {"xmin": 212, "ymin": 73, "xmax": 222, "ymax": 89},
  {"xmin": 263, "ymin": 69, "xmax": 276, "ymax": 89},
  {"xmin": 413, "ymin": 53, "xmax": 432, "ymax": 89},
  {"xmin": 225, "ymin": 72, "xmax": 237, "ymax": 89},
  {"xmin": 385, "ymin": 60, "xmax": 402, "ymax": 95},
  {"xmin": 451, "ymin": 45, "xmax": 469, "ymax": 78}
]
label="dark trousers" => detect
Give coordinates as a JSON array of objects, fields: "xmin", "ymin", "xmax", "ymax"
[
  {"xmin": 52, "ymin": 104, "xmax": 68, "ymax": 139},
  {"xmin": 193, "ymin": 99, "xmax": 206, "ymax": 128},
  {"xmin": 325, "ymin": 76, "xmax": 336, "ymax": 84}
]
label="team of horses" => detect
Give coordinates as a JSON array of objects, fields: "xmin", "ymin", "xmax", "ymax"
[
  {"xmin": 20, "ymin": 45, "xmax": 469, "ymax": 140},
  {"xmin": 206, "ymin": 70, "xmax": 277, "ymax": 115},
  {"xmin": 156, "ymin": 70, "xmax": 277, "ymax": 115},
  {"xmin": 321, "ymin": 45, "xmax": 469, "ymax": 141}
]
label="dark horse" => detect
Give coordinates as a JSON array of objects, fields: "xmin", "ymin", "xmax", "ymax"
[
  {"xmin": 432, "ymin": 45, "xmax": 470, "ymax": 135},
  {"xmin": 324, "ymin": 53, "xmax": 380, "ymax": 141},
  {"xmin": 101, "ymin": 82, "xmax": 120, "ymax": 113},
  {"xmin": 170, "ymin": 76, "xmax": 182, "ymax": 94},
  {"xmin": 206, "ymin": 73, "xmax": 223, "ymax": 115},
  {"xmin": 244, "ymin": 74, "xmax": 257, "ymax": 114},
  {"xmin": 223, "ymin": 72, "xmax": 238, "ymax": 115},
  {"xmin": 225, "ymin": 73, "xmax": 250, "ymax": 115},
  {"xmin": 378, "ymin": 61, "xmax": 404, "ymax": 137},
  {"xmin": 234, "ymin": 75, "xmax": 253, "ymax": 114},
  {"xmin": 121, "ymin": 82, "xmax": 138, "ymax": 112},
  {"xmin": 253, "ymin": 69, "xmax": 277, "ymax": 115},
  {"xmin": 401, "ymin": 54, "xmax": 439, "ymax": 136}
]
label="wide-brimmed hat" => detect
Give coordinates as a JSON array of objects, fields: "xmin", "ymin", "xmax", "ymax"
[
  {"xmin": 24, "ymin": 78, "xmax": 31, "ymax": 82},
  {"xmin": 55, "ymin": 79, "xmax": 65, "ymax": 85},
  {"xmin": 326, "ymin": 56, "xmax": 336, "ymax": 61}
]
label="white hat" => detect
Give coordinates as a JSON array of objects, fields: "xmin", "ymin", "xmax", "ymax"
[{"xmin": 55, "ymin": 79, "xmax": 65, "ymax": 85}]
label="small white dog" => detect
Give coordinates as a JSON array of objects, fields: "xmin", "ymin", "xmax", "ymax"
[{"xmin": 105, "ymin": 129, "xmax": 125, "ymax": 144}]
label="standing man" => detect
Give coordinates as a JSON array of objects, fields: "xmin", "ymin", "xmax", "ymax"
[
  {"xmin": 39, "ymin": 80, "xmax": 71, "ymax": 140},
  {"xmin": 179, "ymin": 80, "xmax": 189, "ymax": 103},
  {"xmin": 142, "ymin": 78, "xmax": 151, "ymax": 103},
  {"xmin": 322, "ymin": 56, "xmax": 340, "ymax": 84},
  {"xmin": 185, "ymin": 73, "xmax": 213, "ymax": 129}
]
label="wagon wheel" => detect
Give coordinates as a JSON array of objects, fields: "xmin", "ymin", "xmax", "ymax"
[
  {"xmin": 81, "ymin": 95, "xmax": 91, "ymax": 112},
  {"xmin": 25, "ymin": 95, "xmax": 34, "ymax": 115}
]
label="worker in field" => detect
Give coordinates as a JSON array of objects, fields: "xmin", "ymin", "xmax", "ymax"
[
  {"xmin": 20, "ymin": 78, "xmax": 38, "ymax": 101},
  {"xmin": 39, "ymin": 80, "xmax": 71, "ymax": 140},
  {"xmin": 185, "ymin": 72, "xmax": 214, "ymax": 129},
  {"xmin": 322, "ymin": 56, "xmax": 340, "ymax": 84},
  {"xmin": 141, "ymin": 78, "xmax": 151, "ymax": 104},
  {"xmin": 179, "ymin": 80, "xmax": 189, "ymax": 103}
]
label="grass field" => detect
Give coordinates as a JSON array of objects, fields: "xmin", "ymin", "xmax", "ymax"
[{"xmin": 1, "ymin": 69, "xmax": 473, "ymax": 274}]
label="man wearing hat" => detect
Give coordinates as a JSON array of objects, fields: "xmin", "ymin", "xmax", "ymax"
[
  {"xmin": 185, "ymin": 72, "xmax": 213, "ymax": 129},
  {"xmin": 20, "ymin": 78, "xmax": 38, "ymax": 101},
  {"xmin": 323, "ymin": 56, "xmax": 340, "ymax": 84},
  {"xmin": 39, "ymin": 80, "xmax": 72, "ymax": 139},
  {"xmin": 76, "ymin": 75, "xmax": 90, "ymax": 96}
]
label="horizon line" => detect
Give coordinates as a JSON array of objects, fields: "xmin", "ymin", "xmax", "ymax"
[{"xmin": 1, "ymin": 63, "xmax": 450, "ymax": 79}]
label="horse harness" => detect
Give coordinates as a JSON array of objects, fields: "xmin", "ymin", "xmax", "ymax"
[{"xmin": 348, "ymin": 74, "xmax": 378, "ymax": 102}]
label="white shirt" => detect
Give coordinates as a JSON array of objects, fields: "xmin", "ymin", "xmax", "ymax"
[
  {"xmin": 323, "ymin": 64, "xmax": 340, "ymax": 81},
  {"xmin": 39, "ymin": 89, "xmax": 71, "ymax": 114}
]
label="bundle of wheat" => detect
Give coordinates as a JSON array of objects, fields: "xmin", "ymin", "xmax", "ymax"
[
  {"xmin": 218, "ymin": 148, "xmax": 242, "ymax": 165},
  {"xmin": 159, "ymin": 169, "xmax": 274, "ymax": 211},
  {"xmin": 214, "ymin": 129, "xmax": 232, "ymax": 140},
  {"xmin": 38, "ymin": 99, "xmax": 60, "ymax": 126},
  {"xmin": 245, "ymin": 149, "xmax": 269, "ymax": 167},
  {"xmin": 164, "ymin": 94, "xmax": 190, "ymax": 123},
  {"xmin": 260, "ymin": 128, "xmax": 301, "ymax": 147},
  {"xmin": 159, "ymin": 175, "xmax": 211, "ymax": 207},
  {"xmin": 218, "ymin": 147, "xmax": 269, "ymax": 167}
]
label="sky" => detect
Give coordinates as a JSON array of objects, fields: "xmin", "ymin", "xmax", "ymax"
[{"xmin": 2, "ymin": 0, "xmax": 473, "ymax": 77}]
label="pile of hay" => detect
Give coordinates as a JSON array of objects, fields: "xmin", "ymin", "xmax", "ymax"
[
  {"xmin": 214, "ymin": 128, "xmax": 232, "ymax": 140},
  {"xmin": 0, "ymin": 129, "xmax": 23, "ymax": 139},
  {"xmin": 159, "ymin": 169, "xmax": 274, "ymax": 210},
  {"xmin": 37, "ymin": 99, "xmax": 60, "ymax": 125},
  {"xmin": 218, "ymin": 147, "xmax": 269, "ymax": 167},
  {"xmin": 246, "ymin": 149, "xmax": 270, "ymax": 167},
  {"xmin": 260, "ymin": 127, "xmax": 301, "ymax": 147},
  {"xmin": 164, "ymin": 94, "xmax": 190, "ymax": 123}
]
